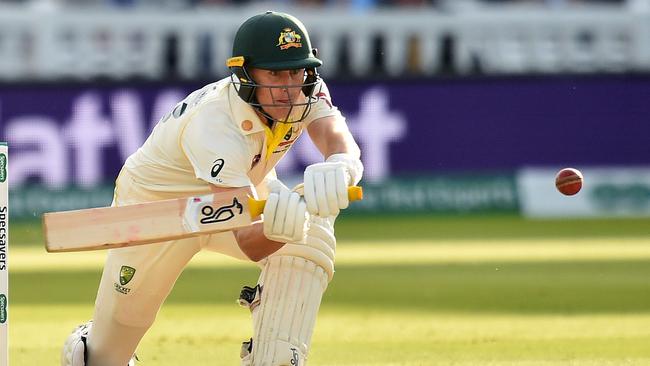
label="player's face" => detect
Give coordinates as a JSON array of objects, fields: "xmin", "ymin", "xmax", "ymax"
[{"xmin": 250, "ymin": 68, "xmax": 307, "ymax": 122}]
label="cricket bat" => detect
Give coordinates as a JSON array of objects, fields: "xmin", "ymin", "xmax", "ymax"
[{"xmin": 44, "ymin": 186, "xmax": 363, "ymax": 253}]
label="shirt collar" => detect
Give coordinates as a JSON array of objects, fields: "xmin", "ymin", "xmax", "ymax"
[{"xmin": 228, "ymin": 82, "xmax": 267, "ymax": 136}]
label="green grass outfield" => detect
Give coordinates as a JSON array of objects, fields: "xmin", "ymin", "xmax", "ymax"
[{"xmin": 9, "ymin": 215, "xmax": 650, "ymax": 365}]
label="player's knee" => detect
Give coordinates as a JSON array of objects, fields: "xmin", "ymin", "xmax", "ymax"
[
  {"xmin": 97, "ymin": 289, "xmax": 158, "ymax": 329},
  {"xmin": 270, "ymin": 215, "xmax": 336, "ymax": 281},
  {"xmin": 108, "ymin": 305, "xmax": 156, "ymax": 330}
]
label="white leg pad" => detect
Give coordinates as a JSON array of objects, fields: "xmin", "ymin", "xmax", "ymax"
[{"xmin": 240, "ymin": 216, "xmax": 336, "ymax": 366}]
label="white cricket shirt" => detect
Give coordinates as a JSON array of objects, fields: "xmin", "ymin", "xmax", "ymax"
[{"xmin": 123, "ymin": 77, "xmax": 341, "ymax": 196}]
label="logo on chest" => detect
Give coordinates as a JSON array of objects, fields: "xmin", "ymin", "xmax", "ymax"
[{"xmin": 273, "ymin": 126, "xmax": 302, "ymax": 154}]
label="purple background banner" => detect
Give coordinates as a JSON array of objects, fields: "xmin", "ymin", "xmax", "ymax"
[
  {"xmin": 332, "ymin": 76, "xmax": 650, "ymax": 172},
  {"xmin": 0, "ymin": 76, "xmax": 648, "ymax": 188}
]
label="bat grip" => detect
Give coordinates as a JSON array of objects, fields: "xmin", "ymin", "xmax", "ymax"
[{"xmin": 248, "ymin": 185, "xmax": 363, "ymax": 218}]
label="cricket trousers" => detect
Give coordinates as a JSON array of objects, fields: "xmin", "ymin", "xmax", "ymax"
[{"xmin": 86, "ymin": 169, "xmax": 254, "ymax": 366}]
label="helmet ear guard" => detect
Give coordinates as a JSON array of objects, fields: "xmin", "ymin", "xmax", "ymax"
[
  {"xmin": 302, "ymin": 48, "xmax": 319, "ymax": 97},
  {"xmin": 227, "ymin": 56, "xmax": 256, "ymax": 103}
]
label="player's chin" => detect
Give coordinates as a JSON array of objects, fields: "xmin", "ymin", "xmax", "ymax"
[{"xmin": 263, "ymin": 106, "xmax": 293, "ymax": 121}]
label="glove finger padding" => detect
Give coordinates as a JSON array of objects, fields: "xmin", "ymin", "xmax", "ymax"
[
  {"xmin": 264, "ymin": 188, "xmax": 308, "ymax": 243},
  {"xmin": 283, "ymin": 193, "xmax": 300, "ymax": 240},
  {"xmin": 263, "ymin": 193, "xmax": 280, "ymax": 240},
  {"xmin": 313, "ymin": 170, "xmax": 330, "ymax": 217},
  {"xmin": 271, "ymin": 187, "xmax": 291, "ymax": 236},
  {"xmin": 303, "ymin": 171, "xmax": 315, "ymax": 214},
  {"xmin": 304, "ymin": 162, "xmax": 349, "ymax": 217},
  {"xmin": 325, "ymin": 169, "xmax": 348, "ymax": 213},
  {"xmin": 293, "ymin": 200, "xmax": 308, "ymax": 242},
  {"xmin": 334, "ymin": 168, "xmax": 349, "ymax": 209}
]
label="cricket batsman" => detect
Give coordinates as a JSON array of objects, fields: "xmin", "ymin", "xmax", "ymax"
[{"xmin": 60, "ymin": 10, "xmax": 363, "ymax": 366}]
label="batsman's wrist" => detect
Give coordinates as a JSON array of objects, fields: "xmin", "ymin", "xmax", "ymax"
[{"xmin": 326, "ymin": 153, "xmax": 364, "ymax": 186}]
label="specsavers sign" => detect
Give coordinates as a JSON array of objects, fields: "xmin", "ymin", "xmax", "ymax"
[{"xmin": 518, "ymin": 167, "xmax": 650, "ymax": 218}]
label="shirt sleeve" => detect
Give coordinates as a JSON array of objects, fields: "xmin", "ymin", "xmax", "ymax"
[
  {"xmin": 180, "ymin": 103, "xmax": 252, "ymax": 188},
  {"xmin": 303, "ymin": 80, "xmax": 344, "ymax": 127}
]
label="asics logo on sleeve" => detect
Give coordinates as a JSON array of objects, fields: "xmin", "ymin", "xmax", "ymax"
[{"xmin": 211, "ymin": 159, "xmax": 225, "ymax": 178}]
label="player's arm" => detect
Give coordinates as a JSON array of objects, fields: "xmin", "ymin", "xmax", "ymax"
[
  {"xmin": 208, "ymin": 185, "xmax": 281, "ymax": 261},
  {"xmin": 307, "ymin": 115, "xmax": 360, "ymax": 161},
  {"xmin": 181, "ymin": 105, "xmax": 307, "ymax": 262},
  {"xmin": 304, "ymin": 115, "xmax": 364, "ymax": 217},
  {"xmin": 234, "ymin": 222, "xmax": 283, "ymax": 262},
  {"xmin": 209, "ymin": 183, "xmax": 307, "ymax": 262}
]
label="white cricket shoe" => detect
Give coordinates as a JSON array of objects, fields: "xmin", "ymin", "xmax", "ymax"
[{"xmin": 62, "ymin": 321, "xmax": 137, "ymax": 366}]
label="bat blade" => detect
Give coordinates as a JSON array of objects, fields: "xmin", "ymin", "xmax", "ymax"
[{"xmin": 43, "ymin": 188, "xmax": 254, "ymax": 253}]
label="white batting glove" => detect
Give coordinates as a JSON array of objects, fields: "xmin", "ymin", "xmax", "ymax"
[
  {"xmin": 263, "ymin": 180, "xmax": 309, "ymax": 243},
  {"xmin": 304, "ymin": 153, "xmax": 364, "ymax": 217}
]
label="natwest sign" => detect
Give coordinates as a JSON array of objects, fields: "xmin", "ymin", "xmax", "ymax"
[
  {"xmin": 0, "ymin": 85, "xmax": 407, "ymax": 188},
  {"xmin": 2, "ymin": 88, "xmax": 183, "ymax": 188}
]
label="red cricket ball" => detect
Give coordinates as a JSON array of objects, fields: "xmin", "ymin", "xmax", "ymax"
[{"xmin": 555, "ymin": 168, "xmax": 583, "ymax": 196}]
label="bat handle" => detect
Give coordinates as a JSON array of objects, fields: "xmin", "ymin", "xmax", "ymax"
[{"xmin": 248, "ymin": 185, "xmax": 363, "ymax": 218}]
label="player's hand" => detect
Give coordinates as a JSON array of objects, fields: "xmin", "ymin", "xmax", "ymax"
[
  {"xmin": 304, "ymin": 153, "xmax": 363, "ymax": 217},
  {"xmin": 263, "ymin": 180, "xmax": 309, "ymax": 243}
]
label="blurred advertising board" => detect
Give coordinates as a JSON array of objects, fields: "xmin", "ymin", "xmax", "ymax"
[
  {"xmin": 351, "ymin": 175, "xmax": 518, "ymax": 214},
  {"xmin": 10, "ymin": 184, "xmax": 114, "ymax": 220},
  {"xmin": 0, "ymin": 77, "xmax": 647, "ymax": 217},
  {"xmin": 518, "ymin": 167, "xmax": 650, "ymax": 218}
]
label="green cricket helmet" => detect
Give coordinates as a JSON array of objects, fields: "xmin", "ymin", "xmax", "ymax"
[{"xmin": 227, "ymin": 11, "xmax": 323, "ymax": 123}]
